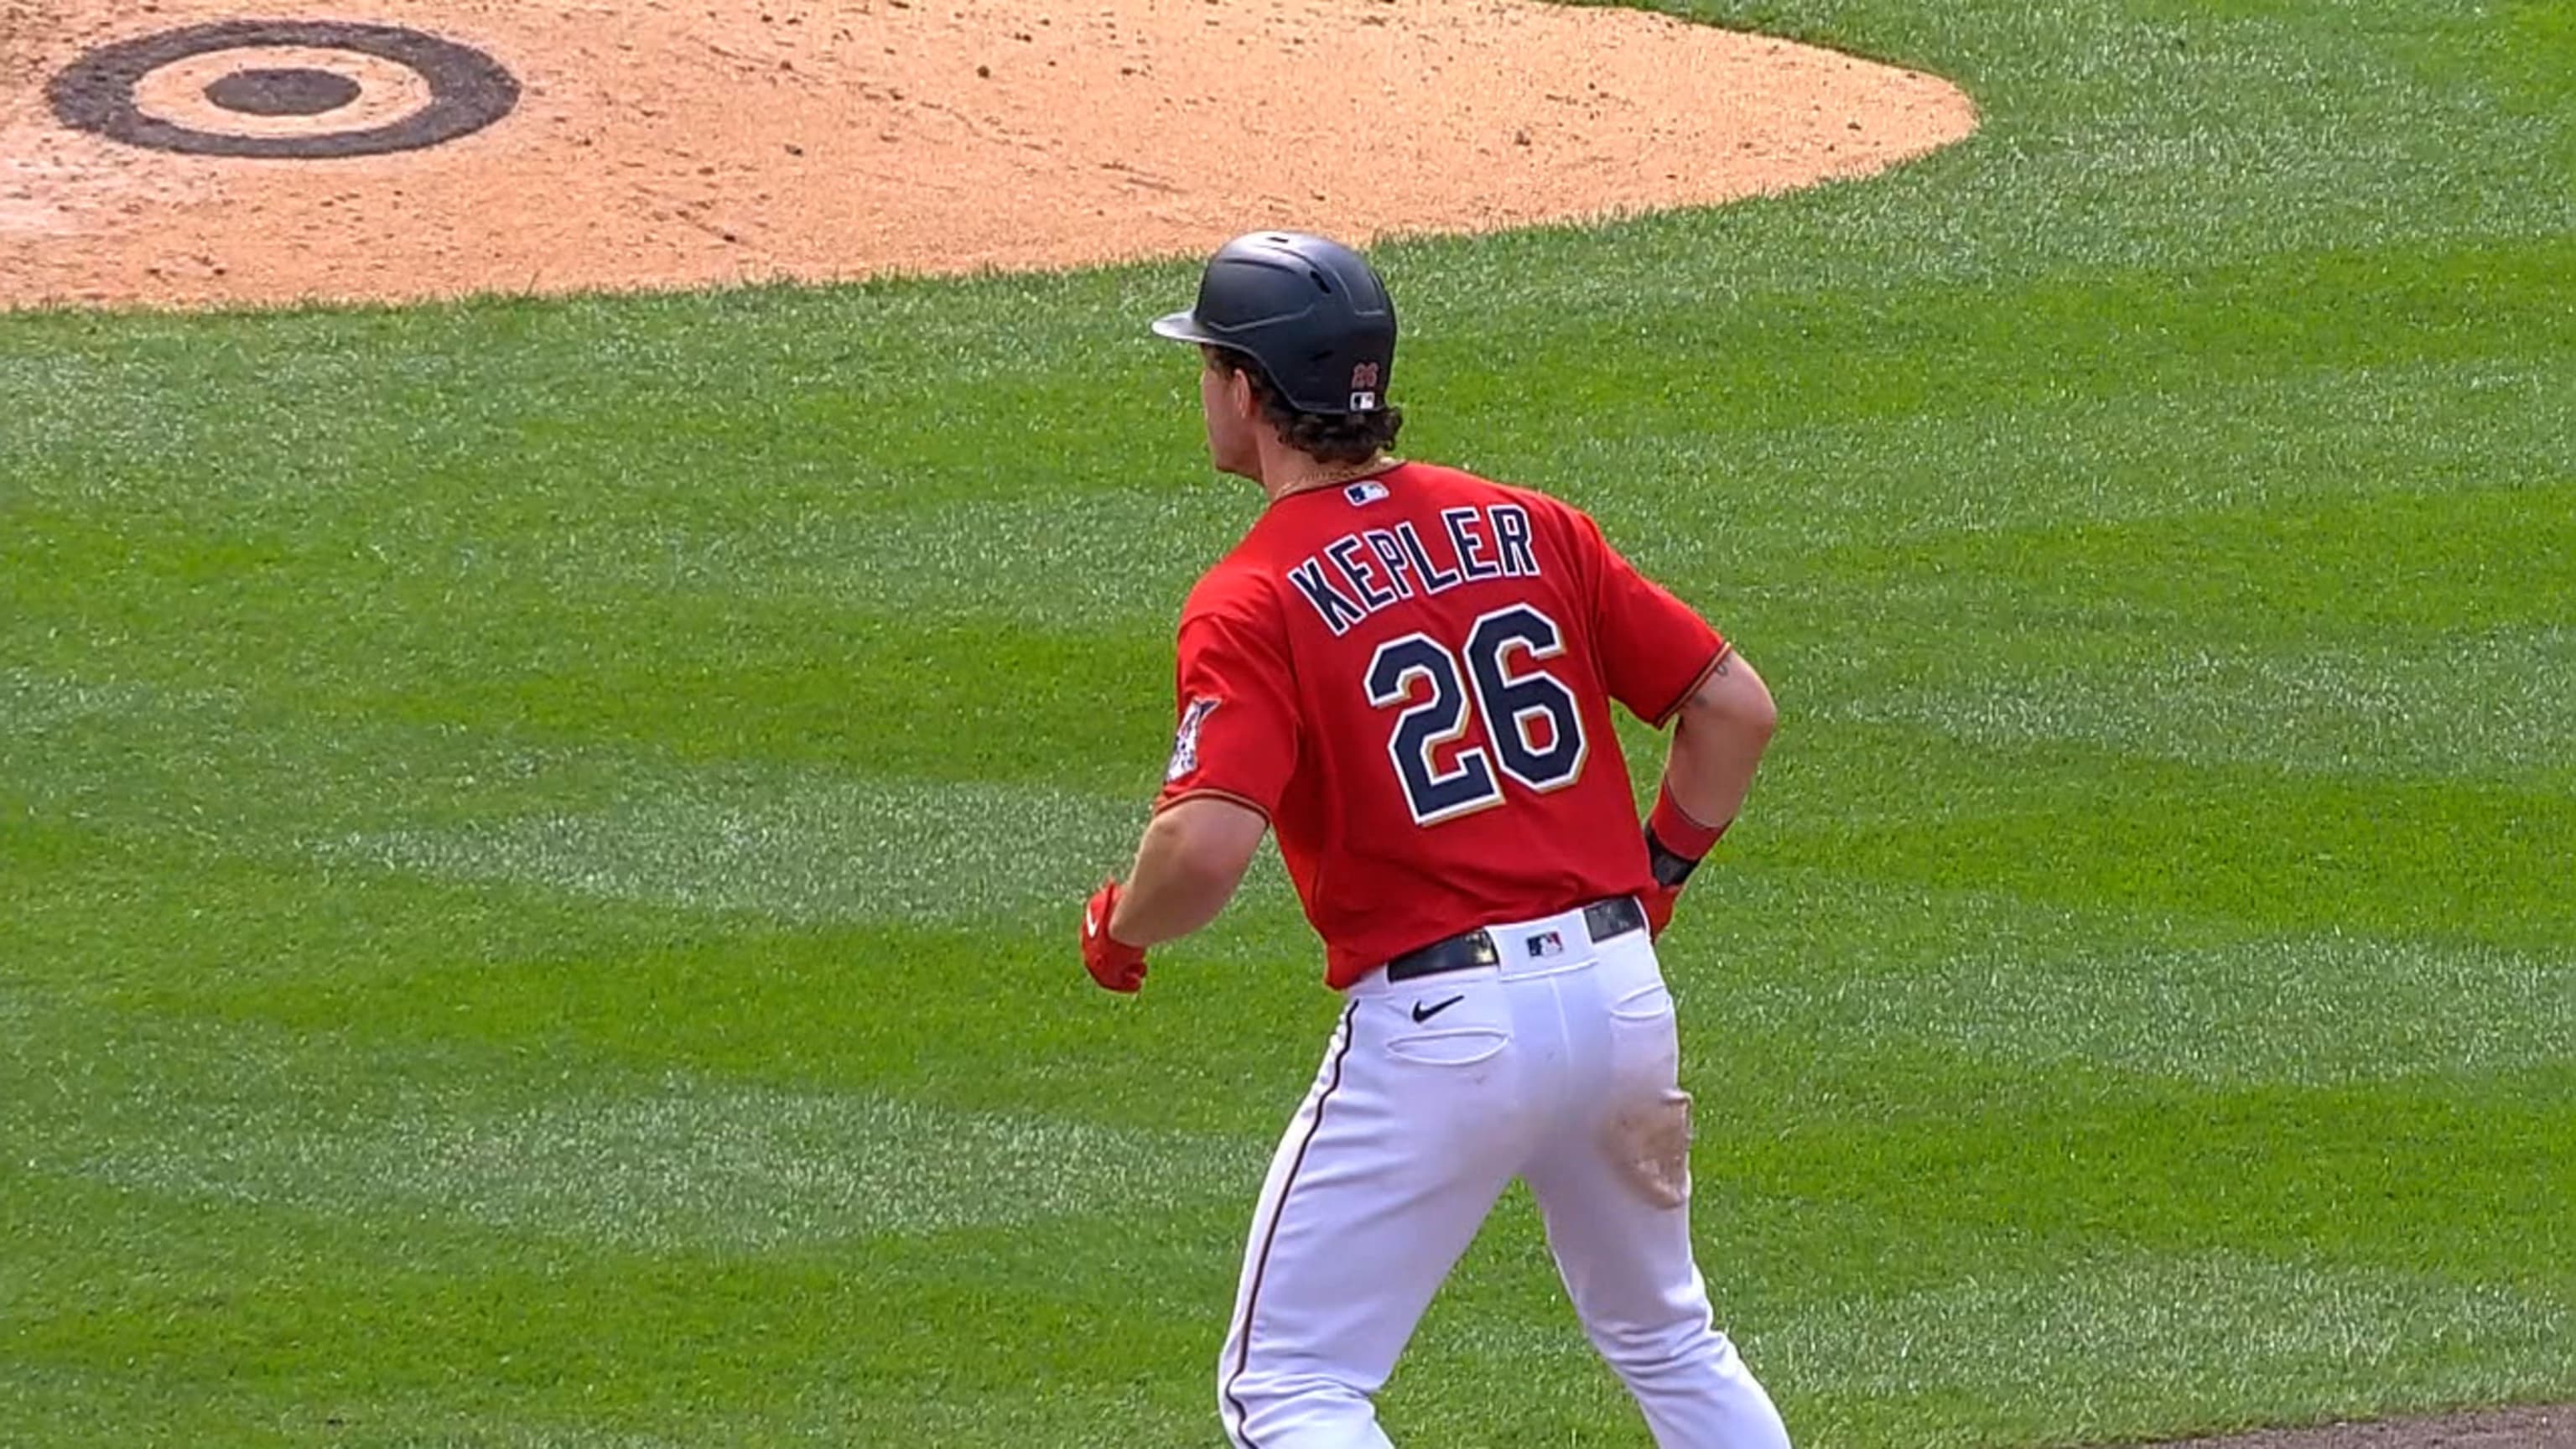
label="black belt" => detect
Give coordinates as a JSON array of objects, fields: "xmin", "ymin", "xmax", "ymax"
[{"xmin": 1384, "ymin": 896, "xmax": 1647, "ymax": 984}]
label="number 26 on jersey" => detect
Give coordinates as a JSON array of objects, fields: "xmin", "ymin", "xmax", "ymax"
[{"xmin": 1365, "ymin": 603, "xmax": 1588, "ymax": 824}]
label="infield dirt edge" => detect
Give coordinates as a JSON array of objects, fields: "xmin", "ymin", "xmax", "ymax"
[{"xmin": 3, "ymin": 0, "xmax": 1976, "ymax": 311}]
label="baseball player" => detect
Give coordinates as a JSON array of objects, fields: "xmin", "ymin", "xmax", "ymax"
[{"xmin": 1080, "ymin": 232, "xmax": 1789, "ymax": 1449}]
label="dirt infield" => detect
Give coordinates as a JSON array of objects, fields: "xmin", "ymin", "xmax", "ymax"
[{"xmin": 2, "ymin": 0, "xmax": 1976, "ymax": 310}]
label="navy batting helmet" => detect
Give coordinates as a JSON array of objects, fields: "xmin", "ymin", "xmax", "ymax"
[{"xmin": 1151, "ymin": 231, "xmax": 1396, "ymax": 417}]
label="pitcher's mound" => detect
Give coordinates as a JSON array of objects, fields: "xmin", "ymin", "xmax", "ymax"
[{"xmin": 1, "ymin": 0, "xmax": 1975, "ymax": 311}]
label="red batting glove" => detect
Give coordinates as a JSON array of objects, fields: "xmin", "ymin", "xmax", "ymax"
[
  {"xmin": 1081, "ymin": 880, "xmax": 1149, "ymax": 993},
  {"xmin": 1641, "ymin": 881, "xmax": 1683, "ymax": 939}
]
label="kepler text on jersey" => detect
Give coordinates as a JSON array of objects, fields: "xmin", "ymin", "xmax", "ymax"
[{"xmin": 1287, "ymin": 503, "xmax": 1540, "ymax": 636}]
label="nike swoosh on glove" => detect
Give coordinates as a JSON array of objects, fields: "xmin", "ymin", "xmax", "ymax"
[{"xmin": 1081, "ymin": 879, "xmax": 1149, "ymax": 993}]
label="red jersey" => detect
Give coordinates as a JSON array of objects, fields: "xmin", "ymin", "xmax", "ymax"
[{"xmin": 1155, "ymin": 461, "xmax": 1728, "ymax": 989}]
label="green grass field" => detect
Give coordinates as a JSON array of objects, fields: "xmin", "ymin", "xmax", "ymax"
[{"xmin": 3, "ymin": 0, "xmax": 2572, "ymax": 1445}]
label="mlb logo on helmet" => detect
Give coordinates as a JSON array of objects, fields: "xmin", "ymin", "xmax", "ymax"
[{"xmin": 1348, "ymin": 361, "xmax": 1383, "ymax": 413}]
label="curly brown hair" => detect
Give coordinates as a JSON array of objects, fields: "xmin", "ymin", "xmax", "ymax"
[{"xmin": 1204, "ymin": 346, "xmax": 1404, "ymax": 467}]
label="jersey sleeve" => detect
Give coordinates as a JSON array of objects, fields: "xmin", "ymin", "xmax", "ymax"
[
  {"xmin": 1576, "ymin": 510, "xmax": 1729, "ymax": 728},
  {"xmin": 1153, "ymin": 582, "xmax": 1301, "ymax": 819}
]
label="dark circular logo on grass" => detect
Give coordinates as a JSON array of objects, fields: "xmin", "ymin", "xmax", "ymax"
[{"xmin": 47, "ymin": 20, "xmax": 518, "ymax": 158}]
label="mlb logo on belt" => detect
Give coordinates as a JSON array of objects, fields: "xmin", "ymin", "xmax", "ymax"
[{"xmin": 1526, "ymin": 930, "xmax": 1564, "ymax": 958}]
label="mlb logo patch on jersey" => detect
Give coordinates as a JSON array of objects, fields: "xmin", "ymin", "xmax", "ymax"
[
  {"xmin": 1166, "ymin": 696, "xmax": 1219, "ymax": 782},
  {"xmin": 1344, "ymin": 480, "xmax": 1389, "ymax": 506}
]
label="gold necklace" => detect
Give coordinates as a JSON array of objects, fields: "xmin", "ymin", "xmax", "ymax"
[{"xmin": 1274, "ymin": 456, "xmax": 1400, "ymax": 501}]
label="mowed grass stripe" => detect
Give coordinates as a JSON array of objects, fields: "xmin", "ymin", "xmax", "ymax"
[
  {"xmin": 1713, "ymin": 1070, "xmax": 2576, "ymax": 1285},
  {"xmin": 3, "ymin": 607, "xmax": 1172, "ymax": 790},
  {"xmin": 11, "ymin": 1156, "xmax": 2560, "ymax": 1448},
  {"xmin": 1435, "ymin": 235, "xmax": 2576, "ymax": 463},
  {"xmin": 2, "ymin": 817, "xmax": 1322, "ymax": 1134},
  {"xmin": 1388, "ymin": 1241, "xmax": 2568, "ymax": 1447},
  {"xmin": 14, "ymin": 244, "xmax": 2572, "ymax": 641},
  {"xmin": 321, "ymin": 772, "xmax": 1146, "ymax": 928},
  {"xmin": 61, "ymin": 1072, "xmax": 1254, "ymax": 1251},
  {"xmin": 1748, "ymin": 1253, "xmax": 2568, "ymax": 1449},
  {"xmin": 1685, "ymin": 870, "xmax": 2574, "ymax": 1085},
  {"xmin": 2, "ymin": 1166, "xmax": 1249, "ymax": 1446},
  {"xmin": 5, "ymin": 661, "xmax": 1161, "ymax": 883},
  {"xmin": 3, "ymin": 1005, "xmax": 1257, "ymax": 1257},
  {"xmin": 1801, "ymin": 482, "xmax": 2576, "ymax": 647},
  {"xmin": 1832, "ymin": 623, "xmax": 2576, "ymax": 784},
  {"xmin": 1737, "ymin": 722, "xmax": 2576, "ymax": 945}
]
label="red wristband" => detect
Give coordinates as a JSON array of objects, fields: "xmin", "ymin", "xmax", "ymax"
[{"xmin": 1647, "ymin": 780, "xmax": 1727, "ymax": 861}]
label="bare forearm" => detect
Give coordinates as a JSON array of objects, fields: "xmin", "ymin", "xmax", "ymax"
[
  {"xmin": 1661, "ymin": 651, "xmax": 1776, "ymax": 830},
  {"xmin": 1107, "ymin": 799, "xmax": 1265, "ymax": 947}
]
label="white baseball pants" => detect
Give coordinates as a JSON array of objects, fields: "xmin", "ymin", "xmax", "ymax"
[{"xmin": 1217, "ymin": 900, "xmax": 1790, "ymax": 1449}]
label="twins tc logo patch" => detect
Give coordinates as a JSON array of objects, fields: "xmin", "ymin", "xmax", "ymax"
[{"xmin": 1166, "ymin": 696, "xmax": 1219, "ymax": 782}]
